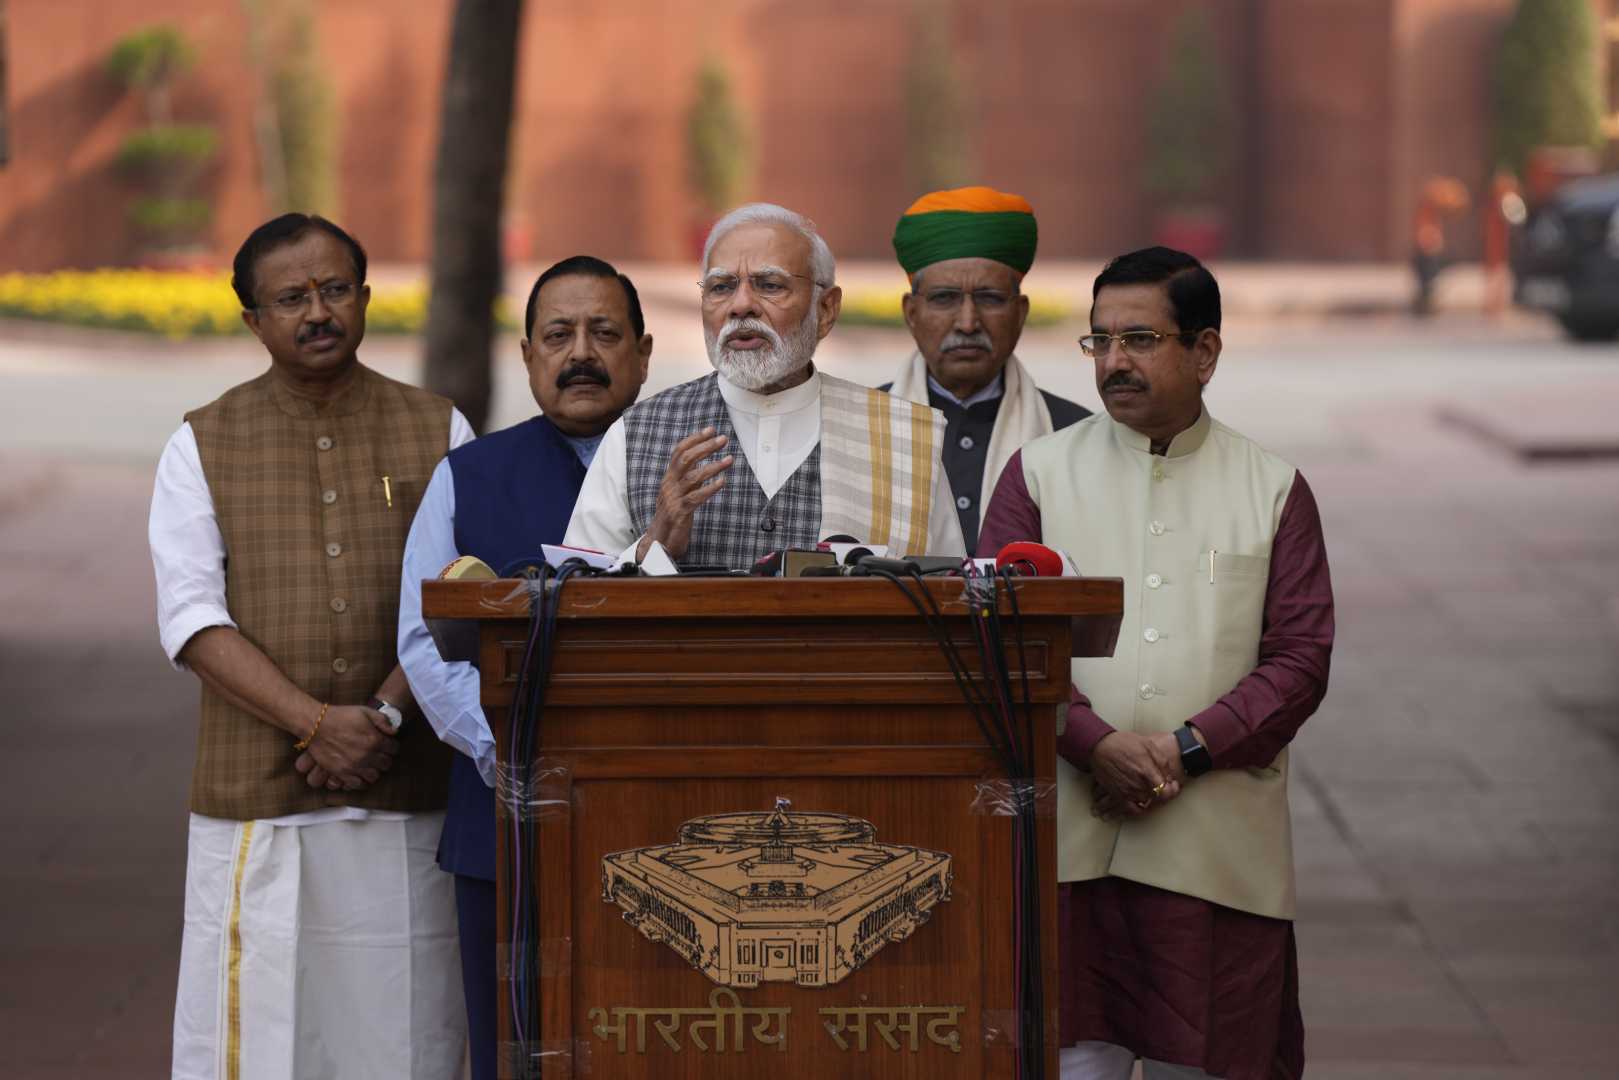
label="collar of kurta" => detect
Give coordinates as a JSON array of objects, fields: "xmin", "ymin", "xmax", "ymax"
[
  {"xmin": 716, "ymin": 367, "xmax": 822, "ymax": 415},
  {"xmin": 267, "ymin": 361, "xmax": 375, "ymax": 419},
  {"xmin": 1112, "ymin": 406, "xmax": 1212, "ymax": 458},
  {"xmin": 927, "ymin": 370, "xmax": 1004, "ymax": 409}
]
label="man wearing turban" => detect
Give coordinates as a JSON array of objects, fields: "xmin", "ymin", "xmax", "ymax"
[{"xmin": 885, "ymin": 186, "xmax": 1089, "ymax": 552}]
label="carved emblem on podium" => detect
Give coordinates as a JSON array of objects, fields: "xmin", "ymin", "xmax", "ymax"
[{"xmin": 601, "ymin": 798, "xmax": 954, "ymax": 988}]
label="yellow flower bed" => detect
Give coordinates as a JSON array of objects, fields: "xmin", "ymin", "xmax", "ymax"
[
  {"xmin": 0, "ymin": 270, "xmax": 513, "ymax": 339},
  {"xmin": 837, "ymin": 287, "xmax": 1073, "ymax": 329}
]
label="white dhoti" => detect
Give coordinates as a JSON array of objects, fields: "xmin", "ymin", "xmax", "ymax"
[{"xmin": 172, "ymin": 811, "xmax": 466, "ymax": 1080}]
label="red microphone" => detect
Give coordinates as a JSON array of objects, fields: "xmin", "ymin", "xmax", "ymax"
[{"xmin": 995, "ymin": 541, "xmax": 1065, "ymax": 577}]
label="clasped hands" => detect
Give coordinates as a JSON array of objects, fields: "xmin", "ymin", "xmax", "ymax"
[
  {"xmin": 1089, "ymin": 729, "xmax": 1188, "ymax": 821},
  {"xmin": 294, "ymin": 704, "xmax": 401, "ymax": 792}
]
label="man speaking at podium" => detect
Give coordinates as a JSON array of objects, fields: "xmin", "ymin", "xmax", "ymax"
[
  {"xmin": 564, "ymin": 203, "xmax": 966, "ymax": 567},
  {"xmin": 397, "ymin": 256, "xmax": 651, "ymax": 1080},
  {"xmin": 978, "ymin": 248, "xmax": 1334, "ymax": 1080}
]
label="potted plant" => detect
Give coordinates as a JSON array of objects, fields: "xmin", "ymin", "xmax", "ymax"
[
  {"xmin": 1142, "ymin": 7, "xmax": 1234, "ymax": 260},
  {"xmin": 686, "ymin": 57, "xmax": 752, "ymax": 258},
  {"xmin": 107, "ymin": 25, "xmax": 219, "ymax": 264}
]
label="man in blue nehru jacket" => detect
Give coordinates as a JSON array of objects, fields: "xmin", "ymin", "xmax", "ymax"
[{"xmin": 396, "ymin": 256, "xmax": 651, "ymax": 1079}]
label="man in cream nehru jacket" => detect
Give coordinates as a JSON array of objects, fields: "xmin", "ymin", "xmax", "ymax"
[{"xmin": 979, "ymin": 247, "xmax": 1334, "ymax": 1080}]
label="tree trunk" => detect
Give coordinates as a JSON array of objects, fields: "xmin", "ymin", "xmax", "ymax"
[
  {"xmin": 422, "ymin": 0, "xmax": 525, "ymax": 434},
  {"xmin": 0, "ymin": 0, "xmax": 10, "ymax": 167}
]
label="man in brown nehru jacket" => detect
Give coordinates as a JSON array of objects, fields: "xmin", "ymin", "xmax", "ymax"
[{"xmin": 149, "ymin": 214, "xmax": 472, "ymax": 1079}]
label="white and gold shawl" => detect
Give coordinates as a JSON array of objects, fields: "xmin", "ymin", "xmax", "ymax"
[
  {"xmin": 887, "ymin": 350, "xmax": 1054, "ymax": 514},
  {"xmin": 817, "ymin": 373, "xmax": 943, "ymax": 554}
]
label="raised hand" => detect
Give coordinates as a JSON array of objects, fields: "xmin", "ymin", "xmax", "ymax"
[{"xmin": 638, "ymin": 427, "xmax": 734, "ymax": 561}]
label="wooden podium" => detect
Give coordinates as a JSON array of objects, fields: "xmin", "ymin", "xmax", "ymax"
[{"xmin": 423, "ymin": 576, "xmax": 1122, "ymax": 1079}]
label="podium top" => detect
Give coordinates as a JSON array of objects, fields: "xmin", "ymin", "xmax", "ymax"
[{"xmin": 422, "ymin": 575, "xmax": 1123, "ymax": 623}]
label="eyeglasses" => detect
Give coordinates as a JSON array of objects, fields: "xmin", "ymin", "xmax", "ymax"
[
  {"xmin": 1078, "ymin": 329, "xmax": 1195, "ymax": 358},
  {"xmin": 698, "ymin": 271, "xmax": 825, "ymax": 307},
  {"xmin": 916, "ymin": 287, "xmax": 1015, "ymax": 313},
  {"xmin": 258, "ymin": 280, "xmax": 359, "ymax": 318}
]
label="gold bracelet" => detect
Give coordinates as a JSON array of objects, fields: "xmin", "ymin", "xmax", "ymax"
[{"xmin": 294, "ymin": 702, "xmax": 329, "ymax": 751}]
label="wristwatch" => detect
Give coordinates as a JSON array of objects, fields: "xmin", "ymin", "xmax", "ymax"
[
  {"xmin": 1174, "ymin": 723, "xmax": 1213, "ymax": 777},
  {"xmin": 367, "ymin": 696, "xmax": 405, "ymax": 734}
]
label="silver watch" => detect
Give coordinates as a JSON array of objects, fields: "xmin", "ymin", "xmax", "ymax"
[{"xmin": 368, "ymin": 697, "xmax": 405, "ymax": 733}]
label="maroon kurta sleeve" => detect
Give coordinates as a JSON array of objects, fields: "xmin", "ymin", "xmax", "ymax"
[
  {"xmin": 976, "ymin": 449, "xmax": 1042, "ymax": 558},
  {"xmin": 976, "ymin": 449, "xmax": 1118, "ymax": 766},
  {"xmin": 1187, "ymin": 471, "xmax": 1334, "ymax": 770}
]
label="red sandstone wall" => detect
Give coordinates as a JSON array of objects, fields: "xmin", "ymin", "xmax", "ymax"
[
  {"xmin": 0, "ymin": 0, "xmax": 1576, "ymax": 269},
  {"xmin": 1, "ymin": 1, "xmax": 266, "ymax": 270},
  {"xmin": 1257, "ymin": 0, "xmax": 1398, "ymax": 260}
]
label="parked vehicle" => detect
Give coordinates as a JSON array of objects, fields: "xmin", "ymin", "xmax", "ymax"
[{"xmin": 1512, "ymin": 172, "xmax": 1619, "ymax": 341}]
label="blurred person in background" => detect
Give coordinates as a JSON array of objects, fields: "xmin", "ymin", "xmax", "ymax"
[
  {"xmin": 1483, "ymin": 169, "xmax": 1524, "ymax": 316},
  {"xmin": 149, "ymin": 213, "xmax": 471, "ymax": 1079},
  {"xmin": 979, "ymin": 246, "xmax": 1334, "ymax": 1080},
  {"xmin": 1412, "ymin": 175, "xmax": 1472, "ymax": 316},
  {"xmin": 397, "ymin": 255, "xmax": 651, "ymax": 1080},
  {"xmin": 882, "ymin": 186, "xmax": 1089, "ymax": 552}
]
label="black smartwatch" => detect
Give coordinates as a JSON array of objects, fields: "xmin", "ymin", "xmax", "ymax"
[{"xmin": 1175, "ymin": 723, "xmax": 1213, "ymax": 777}]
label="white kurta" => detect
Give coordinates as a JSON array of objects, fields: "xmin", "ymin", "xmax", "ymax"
[
  {"xmin": 563, "ymin": 371, "xmax": 965, "ymax": 558},
  {"xmin": 151, "ymin": 410, "xmax": 476, "ymax": 1079}
]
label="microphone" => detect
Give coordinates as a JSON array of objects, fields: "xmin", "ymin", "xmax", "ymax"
[
  {"xmin": 995, "ymin": 541, "xmax": 1065, "ymax": 577},
  {"xmin": 798, "ymin": 563, "xmax": 852, "ymax": 577},
  {"xmin": 799, "ymin": 554, "xmax": 922, "ymax": 578},
  {"xmin": 438, "ymin": 555, "xmax": 496, "ymax": 580},
  {"xmin": 852, "ymin": 555, "xmax": 923, "ymax": 576},
  {"xmin": 906, "ymin": 555, "xmax": 971, "ymax": 575}
]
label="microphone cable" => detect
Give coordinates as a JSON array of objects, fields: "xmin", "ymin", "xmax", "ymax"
[
  {"xmin": 505, "ymin": 557, "xmax": 594, "ymax": 1078},
  {"xmin": 862, "ymin": 564, "xmax": 1047, "ymax": 1080}
]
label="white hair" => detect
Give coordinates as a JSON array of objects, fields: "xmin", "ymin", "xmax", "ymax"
[{"xmin": 702, "ymin": 202, "xmax": 836, "ymax": 286}]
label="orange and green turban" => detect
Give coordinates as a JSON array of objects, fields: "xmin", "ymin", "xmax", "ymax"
[{"xmin": 892, "ymin": 186, "xmax": 1038, "ymax": 277}]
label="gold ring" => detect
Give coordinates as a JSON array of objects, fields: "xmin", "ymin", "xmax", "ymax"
[{"xmin": 1151, "ymin": 782, "xmax": 1167, "ymax": 797}]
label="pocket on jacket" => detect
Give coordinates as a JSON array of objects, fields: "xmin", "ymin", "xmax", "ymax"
[{"xmin": 1199, "ymin": 549, "xmax": 1269, "ymax": 676}]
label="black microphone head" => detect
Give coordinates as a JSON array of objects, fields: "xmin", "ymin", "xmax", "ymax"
[
  {"xmin": 853, "ymin": 554, "xmax": 923, "ymax": 576},
  {"xmin": 798, "ymin": 564, "xmax": 851, "ymax": 577},
  {"xmin": 842, "ymin": 546, "xmax": 874, "ymax": 566}
]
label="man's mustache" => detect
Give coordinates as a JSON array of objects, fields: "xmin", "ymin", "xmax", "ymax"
[
  {"xmin": 556, "ymin": 363, "xmax": 610, "ymax": 389},
  {"xmin": 1102, "ymin": 371, "xmax": 1149, "ymax": 393},
  {"xmin": 297, "ymin": 320, "xmax": 342, "ymax": 345},
  {"xmin": 720, "ymin": 317, "xmax": 783, "ymax": 351},
  {"xmin": 940, "ymin": 330, "xmax": 993, "ymax": 353}
]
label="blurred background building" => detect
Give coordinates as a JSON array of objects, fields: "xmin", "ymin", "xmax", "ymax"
[{"xmin": 3, "ymin": 0, "xmax": 1618, "ymax": 271}]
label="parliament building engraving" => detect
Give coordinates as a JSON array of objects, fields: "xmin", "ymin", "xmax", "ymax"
[{"xmin": 601, "ymin": 801, "xmax": 954, "ymax": 988}]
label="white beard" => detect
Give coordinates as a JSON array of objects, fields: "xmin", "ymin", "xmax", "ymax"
[{"xmin": 705, "ymin": 303, "xmax": 820, "ymax": 392}]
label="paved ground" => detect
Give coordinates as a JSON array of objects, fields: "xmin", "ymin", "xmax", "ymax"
[{"xmin": 1, "ymin": 301, "xmax": 1616, "ymax": 1077}]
